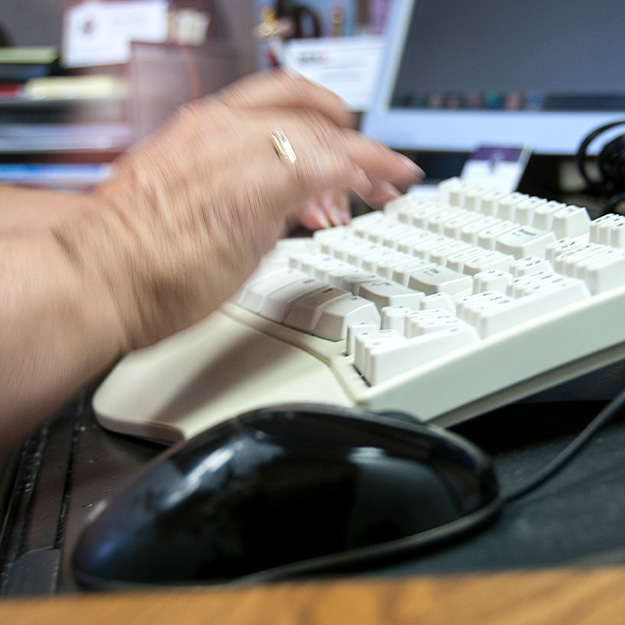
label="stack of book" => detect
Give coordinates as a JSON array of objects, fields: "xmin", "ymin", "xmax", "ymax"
[{"xmin": 0, "ymin": 47, "xmax": 60, "ymax": 100}]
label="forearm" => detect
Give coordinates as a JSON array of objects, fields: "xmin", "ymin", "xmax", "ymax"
[
  {"xmin": 0, "ymin": 222, "xmax": 124, "ymax": 447},
  {"xmin": 0, "ymin": 184, "xmax": 93, "ymax": 233}
]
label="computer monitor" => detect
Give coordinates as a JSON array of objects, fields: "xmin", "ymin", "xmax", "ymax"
[{"xmin": 362, "ymin": 0, "xmax": 625, "ymax": 156}]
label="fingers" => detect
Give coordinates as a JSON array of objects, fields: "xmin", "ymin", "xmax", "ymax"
[
  {"xmin": 299, "ymin": 190, "xmax": 352, "ymax": 230},
  {"xmin": 271, "ymin": 118, "xmax": 423, "ymax": 209},
  {"xmin": 215, "ymin": 69, "xmax": 353, "ymax": 129}
]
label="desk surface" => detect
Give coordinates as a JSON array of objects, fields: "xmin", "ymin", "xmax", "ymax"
[
  {"xmin": 3, "ymin": 385, "xmax": 625, "ymax": 616},
  {"xmin": 2, "ymin": 568, "xmax": 625, "ymax": 624}
]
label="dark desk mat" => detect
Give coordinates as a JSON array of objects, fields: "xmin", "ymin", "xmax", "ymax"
[{"xmin": 2, "ymin": 394, "xmax": 625, "ymax": 595}]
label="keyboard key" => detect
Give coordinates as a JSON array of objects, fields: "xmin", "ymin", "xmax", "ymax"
[
  {"xmin": 532, "ymin": 201, "xmax": 567, "ymax": 231},
  {"xmin": 477, "ymin": 220, "xmax": 519, "ymax": 249},
  {"xmin": 356, "ymin": 324, "xmax": 479, "ymax": 385},
  {"xmin": 346, "ymin": 321, "xmax": 381, "ymax": 355},
  {"xmin": 359, "ymin": 280, "xmax": 426, "ymax": 309},
  {"xmin": 479, "ymin": 190, "xmax": 507, "ymax": 216},
  {"xmin": 313, "ymin": 295, "xmax": 381, "ymax": 340},
  {"xmin": 391, "ymin": 258, "xmax": 436, "ymax": 285},
  {"xmin": 510, "ymin": 256, "xmax": 553, "ymax": 276},
  {"xmin": 283, "ymin": 287, "xmax": 352, "ymax": 334},
  {"xmin": 573, "ymin": 248, "xmax": 625, "ymax": 293},
  {"xmin": 259, "ymin": 277, "xmax": 327, "ymax": 322},
  {"xmin": 496, "ymin": 225, "xmax": 557, "ymax": 258},
  {"xmin": 420, "ymin": 292, "xmax": 456, "ymax": 312},
  {"xmin": 381, "ymin": 305, "xmax": 412, "ymax": 333},
  {"xmin": 472, "ymin": 269, "xmax": 512, "ymax": 293},
  {"xmin": 589, "ymin": 214, "xmax": 625, "ymax": 248},
  {"xmin": 460, "ymin": 215, "xmax": 501, "ymax": 245},
  {"xmin": 515, "ymin": 197, "xmax": 548, "ymax": 224},
  {"xmin": 408, "ymin": 265, "xmax": 473, "ymax": 297},
  {"xmin": 497, "ymin": 193, "xmax": 529, "ymax": 221},
  {"xmin": 336, "ymin": 272, "xmax": 380, "ymax": 294},
  {"xmin": 462, "ymin": 249, "xmax": 513, "ymax": 275},
  {"xmin": 552, "ymin": 205, "xmax": 591, "ymax": 238},
  {"xmin": 471, "ymin": 276, "xmax": 590, "ymax": 337},
  {"xmin": 234, "ymin": 268, "xmax": 307, "ymax": 312}
]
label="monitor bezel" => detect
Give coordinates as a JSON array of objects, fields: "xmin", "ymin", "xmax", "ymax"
[{"xmin": 362, "ymin": 0, "xmax": 625, "ymax": 156}]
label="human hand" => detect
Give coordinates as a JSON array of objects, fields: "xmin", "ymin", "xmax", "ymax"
[{"xmin": 70, "ymin": 70, "xmax": 422, "ymax": 353}]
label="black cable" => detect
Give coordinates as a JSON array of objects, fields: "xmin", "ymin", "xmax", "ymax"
[
  {"xmin": 503, "ymin": 386, "xmax": 625, "ymax": 503},
  {"xmin": 576, "ymin": 120, "xmax": 625, "ymax": 214}
]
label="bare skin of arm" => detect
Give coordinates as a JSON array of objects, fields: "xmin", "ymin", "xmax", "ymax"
[{"xmin": 0, "ymin": 71, "xmax": 421, "ymax": 448}]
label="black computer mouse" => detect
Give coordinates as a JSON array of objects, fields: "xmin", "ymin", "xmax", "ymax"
[{"xmin": 72, "ymin": 403, "xmax": 502, "ymax": 588}]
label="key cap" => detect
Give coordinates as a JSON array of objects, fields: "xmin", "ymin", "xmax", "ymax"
[
  {"xmin": 470, "ymin": 277, "xmax": 590, "ymax": 337},
  {"xmin": 283, "ymin": 287, "xmax": 352, "ymax": 334},
  {"xmin": 479, "ymin": 191, "xmax": 507, "ymax": 216},
  {"xmin": 383, "ymin": 225, "xmax": 426, "ymax": 250},
  {"xmin": 545, "ymin": 238, "xmax": 586, "ymax": 263},
  {"xmin": 477, "ymin": 220, "xmax": 519, "ymax": 249},
  {"xmin": 354, "ymin": 330, "xmax": 405, "ymax": 379},
  {"xmin": 358, "ymin": 324, "xmax": 479, "ymax": 385},
  {"xmin": 589, "ymin": 214, "xmax": 625, "ymax": 248},
  {"xmin": 404, "ymin": 203, "xmax": 446, "ymax": 228},
  {"xmin": 404, "ymin": 310, "xmax": 458, "ymax": 337},
  {"xmin": 408, "ymin": 265, "xmax": 473, "ymax": 297},
  {"xmin": 472, "ymin": 269, "xmax": 512, "ymax": 293},
  {"xmin": 420, "ymin": 292, "xmax": 456, "ymax": 312},
  {"xmin": 460, "ymin": 215, "xmax": 501, "ymax": 245},
  {"xmin": 288, "ymin": 251, "xmax": 331, "ymax": 271},
  {"xmin": 426, "ymin": 207, "xmax": 466, "ymax": 233},
  {"xmin": 312, "ymin": 259, "xmax": 356, "ymax": 283},
  {"xmin": 515, "ymin": 197, "xmax": 548, "ymax": 225},
  {"xmin": 496, "ymin": 225, "xmax": 557, "ymax": 258},
  {"xmin": 457, "ymin": 291, "xmax": 513, "ymax": 328},
  {"xmin": 412, "ymin": 234, "xmax": 453, "ymax": 259},
  {"xmin": 397, "ymin": 230, "xmax": 440, "ymax": 254},
  {"xmin": 437, "ymin": 177, "xmax": 464, "ymax": 205},
  {"xmin": 336, "ymin": 272, "xmax": 380, "ymax": 294},
  {"xmin": 361, "ymin": 248, "xmax": 397, "ymax": 273},
  {"xmin": 497, "ymin": 193, "xmax": 529, "ymax": 221},
  {"xmin": 313, "ymin": 295, "xmax": 382, "ymax": 340},
  {"xmin": 368, "ymin": 222, "xmax": 408, "ymax": 244},
  {"xmin": 553, "ymin": 244, "xmax": 606, "ymax": 278},
  {"xmin": 391, "ymin": 258, "xmax": 436, "ymax": 286},
  {"xmin": 375, "ymin": 252, "xmax": 416, "ymax": 279},
  {"xmin": 319, "ymin": 234, "xmax": 360, "ymax": 257},
  {"xmin": 583, "ymin": 248, "xmax": 625, "ymax": 293},
  {"xmin": 259, "ymin": 277, "xmax": 327, "ymax": 322},
  {"xmin": 552, "ymin": 205, "xmax": 591, "ymax": 238},
  {"xmin": 446, "ymin": 245, "xmax": 486, "ymax": 273},
  {"xmin": 381, "ymin": 305, "xmax": 412, "ymax": 333},
  {"xmin": 510, "ymin": 256, "xmax": 553, "ymax": 276},
  {"xmin": 462, "ymin": 249, "xmax": 513, "ymax": 275},
  {"xmin": 351, "ymin": 212, "xmax": 386, "ymax": 239},
  {"xmin": 234, "ymin": 268, "xmax": 307, "ymax": 312},
  {"xmin": 430, "ymin": 240, "xmax": 473, "ymax": 266},
  {"xmin": 359, "ymin": 280, "xmax": 426, "ymax": 309},
  {"xmin": 532, "ymin": 200, "xmax": 566, "ymax": 231},
  {"xmin": 346, "ymin": 242, "xmax": 385, "ymax": 267},
  {"xmin": 346, "ymin": 321, "xmax": 381, "ymax": 355},
  {"xmin": 442, "ymin": 212, "xmax": 483, "ymax": 238}
]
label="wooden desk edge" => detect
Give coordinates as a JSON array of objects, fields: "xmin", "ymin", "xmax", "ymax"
[{"xmin": 1, "ymin": 567, "xmax": 624, "ymax": 625}]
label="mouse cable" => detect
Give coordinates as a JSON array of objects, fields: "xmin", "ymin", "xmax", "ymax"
[{"xmin": 502, "ymin": 386, "xmax": 625, "ymax": 503}]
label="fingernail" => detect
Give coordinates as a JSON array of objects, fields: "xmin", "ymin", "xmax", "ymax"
[
  {"xmin": 400, "ymin": 155, "xmax": 425, "ymax": 178},
  {"xmin": 338, "ymin": 206, "xmax": 352, "ymax": 224},
  {"xmin": 352, "ymin": 166, "xmax": 373, "ymax": 197},
  {"xmin": 313, "ymin": 205, "xmax": 332, "ymax": 229}
]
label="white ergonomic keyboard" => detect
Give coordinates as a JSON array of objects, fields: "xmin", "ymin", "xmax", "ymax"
[{"xmin": 93, "ymin": 177, "xmax": 625, "ymax": 444}]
